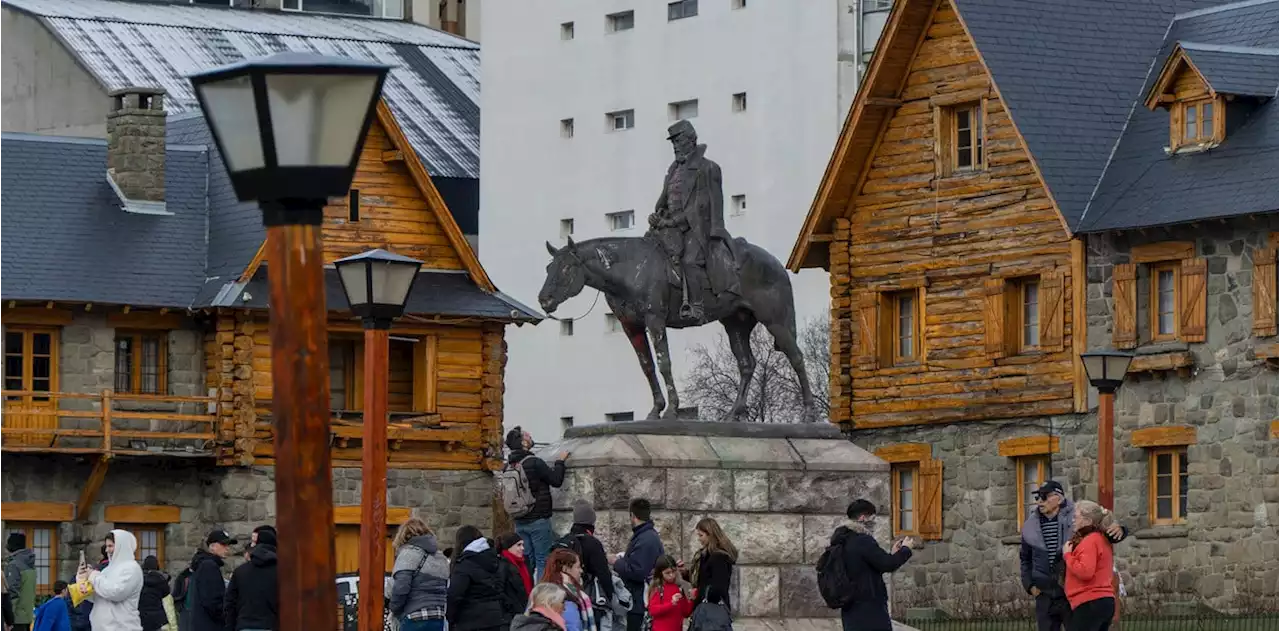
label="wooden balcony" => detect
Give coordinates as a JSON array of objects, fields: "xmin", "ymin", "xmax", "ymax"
[{"xmin": 1, "ymin": 390, "xmax": 217, "ymax": 458}]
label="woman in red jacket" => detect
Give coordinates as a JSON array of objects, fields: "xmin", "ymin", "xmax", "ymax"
[
  {"xmin": 1062, "ymin": 500, "xmax": 1116, "ymax": 631},
  {"xmin": 647, "ymin": 556, "xmax": 692, "ymax": 631}
]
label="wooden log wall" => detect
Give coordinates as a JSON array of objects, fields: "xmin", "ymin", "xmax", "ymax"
[{"xmin": 836, "ymin": 0, "xmax": 1076, "ymax": 429}]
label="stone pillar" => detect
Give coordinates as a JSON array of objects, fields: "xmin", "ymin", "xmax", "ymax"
[{"xmin": 542, "ymin": 420, "xmax": 900, "ymax": 630}]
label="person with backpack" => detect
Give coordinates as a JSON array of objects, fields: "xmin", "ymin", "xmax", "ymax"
[
  {"xmin": 611, "ymin": 499, "xmax": 664, "ymax": 631},
  {"xmin": 138, "ymin": 556, "xmax": 171, "ymax": 631},
  {"xmin": 5, "ymin": 532, "xmax": 36, "ymax": 631},
  {"xmin": 178, "ymin": 530, "xmax": 236, "ymax": 631},
  {"xmin": 223, "ymin": 528, "xmax": 277, "ymax": 631},
  {"xmin": 818, "ymin": 500, "xmax": 912, "ymax": 631},
  {"xmin": 501, "ymin": 427, "xmax": 569, "ymax": 577},
  {"xmin": 553, "ymin": 500, "xmax": 613, "ymax": 628},
  {"xmin": 496, "ymin": 533, "xmax": 531, "ymax": 627},
  {"xmin": 389, "ymin": 519, "xmax": 449, "ymax": 631}
]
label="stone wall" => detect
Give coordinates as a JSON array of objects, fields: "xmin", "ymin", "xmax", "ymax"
[{"xmin": 544, "ymin": 421, "xmax": 890, "ymax": 621}]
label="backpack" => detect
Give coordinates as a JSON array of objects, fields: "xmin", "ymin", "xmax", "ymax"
[
  {"xmin": 171, "ymin": 567, "xmax": 193, "ymax": 611},
  {"xmin": 815, "ymin": 539, "xmax": 855, "ymax": 609},
  {"xmin": 552, "ymin": 533, "xmax": 599, "ymax": 599},
  {"xmin": 498, "ymin": 457, "xmax": 537, "ymax": 519}
]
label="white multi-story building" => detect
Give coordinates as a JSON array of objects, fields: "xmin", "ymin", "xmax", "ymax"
[{"xmin": 480, "ymin": 0, "xmax": 890, "ymax": 438}]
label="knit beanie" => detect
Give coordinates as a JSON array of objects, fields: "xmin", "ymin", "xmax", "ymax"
[
  {"xmin": 496, "ymin": 532, "xmax": 522, "ymax": 552},
  {"xmin": 572, "ymin": 500, "xmax": 596, "ymax": 527},
  {"xmin": 505, "ymin": 426, "xmax": 525, "ymax": 451},
  {"xmin": 6, "ymin": 532, "xmax": 25, "ymax": 553}
]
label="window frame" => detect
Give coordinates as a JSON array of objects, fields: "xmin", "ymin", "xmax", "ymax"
[
  {"xmin": 1149, "ymin": 261, "xmax": 1181, "ymax": 343},
  {"xmin": 1148, "ymin": 447, "xmax": 1188, "ymax": 525},
  {"xmin": 730, "ymin": 194, "xmax": 747, "ymax": 216},
  {"xmin": 935, "ymin": 100, "xmax": 988, "ymax": 177},
  {"xmin": 560, "ymin": 320, "xmax": 574, "ymax": 336},
  {"xmin": 951, "ymin": 103, "xmax": 984, "ymax": 173},
  {"xmin": 607, "ymin": 210, "xmax": 635, "ymax": 232},
  {"xmin": 3, "ymin": 326, "xmax": 60, "ymax": 399},
  {"xmin": 560, "ymin": 118, "xmax": 575, "ymax": 138},
  {"xmin": 561, "ymin": 21, "xmax": 576, "ymax": 40},
  {"xmin": 119, "ymin": 523, "xmax": 166, "ymax": 567},
  {"xmin": 732, "ymin": 92, "xmax": 747, "ymax": 112},
  {"xmin": 891, "ymin": 463, "xmax": 920, "ymax": 537},
  {"xmin": 605, "ymin": 411, "xmax": 634, "ymax": 422},
  {"xmin": 114, "ymin": 330, "xmax": 169, "ymax": 395},
  {"xmin": 1176, "ymin": 97, "xmax": 1217, "ymax": 147},
  {"xmin": 1015, "ymin": 455, "xmax": 1050, "ymax": 520},
  {"xmin": 608, "ymin": 109, "xmax": 636, "ymax": 131},
  {"xmin": 4, "ymin": 522, "xmax": 57, "ymax": 596},
  {"xmin": 667, "ymin": 0, "xmax": 698, "ymax": 21},
  {"xmin": 669, "ymin": 99, "xmax": 699, "ymax": 121},
  {"xmin": 604, "ymin": 313, "xmax": 623, "ymax": 333},
  {"xmin": 1014, "ymin": 278, "xmax": 1040, "ymax": 353},
  {"xmin": 606, "ymin": 10, "xmax": 635, "ymax": 32},
  {"xmin": 887, "ymin": 290, "xmax": 921, "ymax": 366}
]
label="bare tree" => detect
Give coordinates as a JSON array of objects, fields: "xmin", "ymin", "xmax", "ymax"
[{"xmin": 682, "ymin": 316, "xmax": 830, "ymax": 423}]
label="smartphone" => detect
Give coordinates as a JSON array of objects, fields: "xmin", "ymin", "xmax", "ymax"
[{"xmin": 78, "ymin": 550, "xmax": 86, "ymax": 569}]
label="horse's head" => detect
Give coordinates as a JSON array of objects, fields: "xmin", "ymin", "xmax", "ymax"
[{"xmin": 539, "ymin": 237, "xmax": 587, "ymax": 314}]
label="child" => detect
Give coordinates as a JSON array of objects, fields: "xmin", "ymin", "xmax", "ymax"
[
  {"xmin": 32, "ymin": 581, "xmax": 70, "ymax": 631},
  {"xmin": 646, "ymin": 556, "xmax": 691, "ymax": 631}
]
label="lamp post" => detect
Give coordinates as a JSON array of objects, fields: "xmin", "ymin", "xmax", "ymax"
[
  {"xmin": 335, "ymin": 249, "xmax": 423, "ymax": 631},
  {"xmin": 189, "ymin": 52, "xmax": 389, "ymax": 631},
  {"xmin": 1080, "ymin": 350, "xmax": 1135, "ymax": 511}
]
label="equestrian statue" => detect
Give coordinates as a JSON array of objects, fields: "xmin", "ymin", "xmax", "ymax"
[{"xmin": 538, "ymin": 120, "xmax": 816, "ymax": 423}]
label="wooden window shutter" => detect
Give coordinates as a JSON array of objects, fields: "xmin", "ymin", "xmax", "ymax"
[
  {"xmin": 1179, "ymin": 257, "xmax": 1207, "ymax": 343},
  {"xmin": 917, "ymin": 459, "xmax": 944, "ymax": 541},
  {"xmin": 855, "ymin": 292, "xmax": 880, "ymax": 369},
  {"xmin": 1039, "ymin": 271, "xmax": 1065, "ymax": 350},
  {"xmin": 412, "ymin": 335, "xmax": 439, "ymax": 413},
  {"xmin": 983, "ymin": 278, "xmax": 1006, "ymax": 358},
  {"xmin": 1253, "ymin": 247, "xmax": 1278, "ymax": 337},
  {"xmin": 1112, "ymin": 264, "xmax": 1138, "ymax": 349}
]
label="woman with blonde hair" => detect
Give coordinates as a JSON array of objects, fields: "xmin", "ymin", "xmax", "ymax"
[
  {"xmin": 388, "ymin": 518, "xmax": 450, "ymax": 631},
  {"xmin": 1062, "ymin": 500, "xmax": 1116, "ymax": 631},
  {"xmin": 511, "ymin": 583, "xmax": 568, "ymax": 631},
  {"xmin": 684, "ymin": 518, "xmax": 738, "ymax": 611}
]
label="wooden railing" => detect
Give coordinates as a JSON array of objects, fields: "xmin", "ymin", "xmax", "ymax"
[{"xmin": 1, "ymin": 389, "xmax": 217, "ymax": 457}]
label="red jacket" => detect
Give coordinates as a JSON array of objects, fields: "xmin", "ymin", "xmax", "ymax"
[
  {"xmin": 647, "ymin": 583, "xmax": 692, "ymax": 631},
  {"xmin": 1063, "ymin": 531, "xmax": 1114, "ymax": 609}
]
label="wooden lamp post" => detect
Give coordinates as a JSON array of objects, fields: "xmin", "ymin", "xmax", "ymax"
[
  {"xmin": 334, "ymin": 249, "xmax": 423, "ymax": 631},
  {"xmin": 189, "ymin": 53, "xmax": 389, "ymax": 631},
  {"xmin": 1079, "ymin": 349, "xmax": 1134, "ymax": 511}
]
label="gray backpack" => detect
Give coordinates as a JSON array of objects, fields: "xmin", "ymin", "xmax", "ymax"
[{"xmin": 498, "ymin": 457, "xmax": 537, "ymax": 518}]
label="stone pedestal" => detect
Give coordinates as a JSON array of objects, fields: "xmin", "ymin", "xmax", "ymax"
[{"xmin": 540, "ymin": 420, "xmax": 896, "ymax": 626}]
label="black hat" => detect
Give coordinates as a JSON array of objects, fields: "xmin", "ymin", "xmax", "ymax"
[
  {"xmin": 505, "ymin": 426, "xmax": 524, "ymax": 451},
  {"xmin": 495, "ymin": 532, "xmax": 522, "ymax": 552},
  {"xmin": 254, "ymin": 529, "xmax": 277, "ymax": 548},
  {"xmin": 667, "ymin": 119, "xmax": 696, "ymax": 140},
  {"xmin": 1034, "ymin": 480, "xmax": 1065, "ymax": 500},
  {"xmin": 206, "ymin": 529, "xmax": 238, "ymax": 547},
  {"xmin": 6, "ymin": 532, "xmax": 26, "ymax": 553}
]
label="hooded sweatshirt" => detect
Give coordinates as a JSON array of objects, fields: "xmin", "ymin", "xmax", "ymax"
[
  {"xmin": 5, "ymin": 548, "xmax": 36, "ymax": 624},
  {"xmin": 180, "ymin": 549, "xmax": 226, "ymax": 631},
  {"xmin": 32, "ymin": 594, "xmax": 70, "ymax": 631},
  {"xmin": 89, "ymin": 530, "xmax": 144, "ymax": 631},
  {"xmin": 138, "ymin": 570, "xmax": 171, "ymax": 631},
  {"xmin": 388, "ymin": 535, "xmax": 449, "ymax": 619},
  {"xmin": 223, "ymin": 544, "xmax": 277, "ymax": 631},
  {"xmin": 445, "ymin": 538, "xmax": 504, "ymax": 631}
]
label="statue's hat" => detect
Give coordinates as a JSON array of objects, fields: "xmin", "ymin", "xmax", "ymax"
[{"xmin": 667, "ymin": 119, "xmax": 696, "ymax": 140}]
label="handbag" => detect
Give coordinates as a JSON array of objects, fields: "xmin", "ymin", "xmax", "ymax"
[
  {"xmin": 162, "ymin": 594, "xmax": 179, "ymax": 631},
  {"xmin": 69, "ymin": 579, "xmax": 94, "ymax": 607}
]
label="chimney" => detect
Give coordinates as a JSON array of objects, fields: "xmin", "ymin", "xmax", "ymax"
[{"xmin": 106, "ymin": 86, "xmax": 168, "ymax": 213}]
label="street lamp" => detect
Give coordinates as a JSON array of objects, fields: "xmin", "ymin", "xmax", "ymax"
[
  {"xmin": 1080, "ymin": 349, "xmax": 1135, "ymax": 511},
  {"xmin": 189, "ymin": 52, "xmax": 390, "ymax": 631},
  {"xmin": 335, "ymin": 249, "xmax": 422, "ymax": 631}
]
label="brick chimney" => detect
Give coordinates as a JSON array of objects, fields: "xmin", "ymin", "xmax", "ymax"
[{"xmin": 106, "ymin": 86, "xmax": 167, "ymax": 211}]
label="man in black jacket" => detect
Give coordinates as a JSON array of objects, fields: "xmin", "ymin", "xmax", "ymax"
[
  {"xmin": 612, "ymin": 499, "xmax": 664, "ymax": 631},
  {"xmin": 224, "ymin": 529, "xmax": 277, "ymax": 631},
  {"xmin": 562, "ymin": 501, "xmax": 614, "ymax": 605},
  {"xmin": 832, "ymin": 500, "xmax": 912, "ymax": 631},
  {"xmin": 505, "ymin": 427, "xmax": 569, "ymax": 577},
  {"xmin": 180, "ymin": 529, "xmax": 237, "ymax": 631}
]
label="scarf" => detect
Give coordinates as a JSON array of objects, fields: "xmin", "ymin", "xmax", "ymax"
[
  {"xmin": 531, "ymin": 606, "xmax": 566, "ymax": 631},
  {"xmin": 562, "ymin": 578, "xmax": 595, "ymax": 630},
  {"xmin": 503, "ymin": 550, "xmax": 532, "ymax": 594}
]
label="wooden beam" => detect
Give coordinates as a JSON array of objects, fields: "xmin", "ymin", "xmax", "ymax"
[
  {"xmin": 76, "ymin": 455, "xmax": 113, "ymax": 521},
  {"xmin": 1131, "ymin": 425, "xmax": 1197, "ymax": 448},
  {"xmin": 239, "ymin": 242, "xmax": 269, "ymax": 284},
  {"xmin": 873, "ymin": 442, "xmax": 932, "ymax": 464},
  {"xmin": 333, "ymin": 506, "xmax": 410, "ymax": 525},
  {"xmin": 1, "ymin": 502, "xmax": 75, "ymax": 522},
  {"xmin": 1071, "ymin": 239, "xmax": 1088, "ymax": 413},
  {"xmin": 1131, "ymin": 241, "xmax": 1195, "ymax": 264},
  {"xmin": 380, "ymin": 150, "xmax": 404, "ymax": 162},
  {"xmin": 104, "ymin": 504, "xmax": 181, "ymax": 524},
  {"xmin": 866, "ymin": 97, "xmax": 902, "ymax": 108},
  {"xmin": 1128, "ymin": 351, "xmax": 1195, "ymax": 373},
  {"xmin": 809, "ymin": 233, "xmax": 835, "ymax": 243},
  {"xmin": 1271, "ymin": 420, "xmax": 1278, "ymax": 439},
  {"xmin": 3, "ymin": 307, "xmax": 73, "ymax": 326},
  {"xmin": 998, "ymin": 435, "xmax": 1060, "ymax": 458},
  {"xmin": 106, "ymin": 311, "xmax": 187, "ymax": 330}
]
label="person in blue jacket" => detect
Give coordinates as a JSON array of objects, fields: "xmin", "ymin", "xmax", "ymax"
[
  {"xmin": 611, "ymin": 499, "xmax": 664, "ymax": 631},
  {"xmin": 32, "ymin": 581, "xmax": 71, "ymax": 631}
]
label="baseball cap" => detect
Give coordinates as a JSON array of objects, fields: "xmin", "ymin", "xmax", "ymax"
[
  {"xmin": 206, "ymin": 529, "xmax": 238, "ymax": 546},
  {"xmin": 1033, "ymin": 480, "xmax": 1065, "ymax": 500}
]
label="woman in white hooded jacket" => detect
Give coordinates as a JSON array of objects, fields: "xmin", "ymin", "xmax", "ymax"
[{"xmin": 77, "ymin": 530, "xmax": 144, "ymax": 631}]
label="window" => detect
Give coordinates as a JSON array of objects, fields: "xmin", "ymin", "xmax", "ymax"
[
  {"xmin": 669, "ymin": 99, "xmax": 699, "ymax": 121},
  {"xmin": 936, "ymin": 102, "xmax": 985, "ymax": 176},
  {"xmin": 890, "ymin": 290, "xmax": 919, "ymax": 365},
  {"xmin": 348, "ymin": 189, "xmax": 360, "ymax": 222},
  {"xmin": 984, "ymin": 273, "xmax": 1063, "ymax": 359},
  {"xmin": 866, "ymin": 0, "xmax": 893, "ymax": 10},
  {"xmin": 4, "ymin": 523, "xmax": 56, "ymax": 595},
  {"xmin": 605, "ymin": 313, "xmax": 623, "ymax": 333},
  {"xmin": 732, "ymin": 92, "xmax": 747, "ymax": 112},
  {"xmin": 281, "ymin": 0, "xmax": 404, "ymax": 19},
  {"xmin": 1150, "ymin": 262, "xmax": 1179, "ymax": 341},
  {"xmin": 4, "ymin": 328, "xmax": 57, "ymax": 399},
  {"xmin": 328, "ymin": 336, "xmax": 423, "ymax": 412},
  {"xmin": 561, "ymin": 21, "xmax": 575, "ymax": 40},
  {"xmin": 732, "ymin": 0, "xmax": 746, "ymax": 8},
  {"xmin": 606, "ymin": 411, "xmax": 634, "ymax": 422},
  {"xmin": 560, "ymin": 416, "xmax": 574, "ymax": 432},
  {"xmin": 608, "ymin": 109, "xmax": 635, "ymax": 131},
  {"xmin": 560, "ymin": 320, "xmax": 574, "ymax": 336},
  {"xmin": 1017, "ymin": 279, "xmax": 1040, "ymax": 352},
  {"xmin": 668, "ymin": 0, "xmax": 698, "ymax": 20},
  {"xmin": 1177, "ymin": 98, "xmax": 1216, "ymax": 146},
  {"xmin": 121, "ymin": 525, "xmax": 165, "ymax": 566},
  {"xmin": 1016, "ymin": 455, "xmax": 1050, "ymax": 519},
  {"xmin": 114, "ymin": 332, "xmax": 168, "ymax": 394},
  {"xmin": 855, "ymin": 286, "xmax": 926, "ymax": 370},
  {"xmin": 560, "ymin": 218, "xmax": 575, "ymax": 240},
  {"xmin": 560, "ymin": 118, "xmax": 575, "ymax": 138},
  {"xmin": 1113, "ymin": 243, "xmax": 1206, "ymax": 348},
  {"xmin": 730, "ymin": 194, "xmax": 747, "ymax": 217},
  {"xmin": 607, "ymin": 210, "xmax": 635, "ymax": 232},
  {"xmin": 1149, "ymin": 448, "xmax": 1189, "ymax": 525},
  {"xmin": 891, "ymin": 464, "xmax": 918, "ymax": 536},
  {"xmin": 607, "ymin": 10, "xmax": 635, "ymax": 32}
]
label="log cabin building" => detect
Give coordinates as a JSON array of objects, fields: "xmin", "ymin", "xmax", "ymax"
[
  {"xmin": 789, "ymin": 0, "xmax": 1277, "ymax": 614},
  {"xmin": 0, "ymin": 89, "xmax": 538, "ymax": 591}
]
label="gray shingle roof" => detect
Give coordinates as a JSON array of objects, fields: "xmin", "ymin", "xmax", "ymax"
[
  {"xmin": 1, "ymin": 0, "xmax": 479, "ymax": 179},
  {"xmin": 1181, "ymin": 43, "xmax": 1279, "ymax": 97},
  {"xmin": 1078, "ymin": 0, "xmax": 1279, "ymax": 232}
]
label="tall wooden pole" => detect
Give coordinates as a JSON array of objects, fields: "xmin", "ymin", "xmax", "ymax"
[
  {"xmin": 359, "ymin": 328, "xmax": 389, "ymax": 631},
  {"xmin": 1098, "ymin": 390, "xmax": 1115, "ymax": 511},
  {"xmin": 266, "ymin": 223, "xmax": 337, "ymax": 631}
]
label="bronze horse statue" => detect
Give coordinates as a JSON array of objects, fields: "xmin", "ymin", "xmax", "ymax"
[{"xmin": 538, "ymin": 235, "xmax": 817, "ymax": 422}]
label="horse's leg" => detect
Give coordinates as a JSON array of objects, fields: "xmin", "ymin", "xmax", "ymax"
[
  {"xmin": 646, "ymin": 316, "xmax": 681, "ymax": 420},
  {"xmin": 622, "ymin": 319, "xmax": 665, "ymax": 419},
  {"xmin": 721, "ymin": 312, "xmax": 757, "ymax": 422},
  {"xmin": 764, "ymin": 320, "xmax": 818, "ymax": 423}
]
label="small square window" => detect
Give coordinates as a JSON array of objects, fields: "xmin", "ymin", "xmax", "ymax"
[
  {"xmin": 669, "ymin": 99, "xmax": 699, "ymax": 121},
  {"xmin": 560, "ymin": 320, "xmax": 574, "ymax": 336},
  {"xmin": 560, "ymin": 416, "xmax": 574, "ymax": 432},
  {"xmin": 561, "ymin": 21, "xmax": 575, "ymax": 40},
  {"xmin": 732, "ymin": 0, "xmax": 746, "ymax": 8},
  {"xmin": 560, "ymin": 118, "xmax": 575, "ymax": 138},
  {"xmin": 607, "ymin": 210, "xmax": 635, "ymax": 232},
  {"xmin": 668, "ymin": 0, "xmax": 698, "ymax": 20},
  {"xmin": 732, "ymin": 92, "xmax": 747, "ymax": 112},
  {"xmin": 560, "ymin": 218, "xmax": 574, "ymax": 240},
  {"xmin": 1178, "ymin": 98, "xmax": 1216, "ymax": 147},
  {"xmin": 606, "ymin": 411, "xmax": 635, "ymax": 422},
  {"xmin": 608, "ymin": 109, "xmax": 635, "ymax": 131},
  {"xmin": 607, "ymin": 10, "xmax": 635, "ymax": 32},
  {"xmin": 730, "ymin": 194, "xmax": 747, "ymax": 216},
  {"xmin": 605, "ymin": 313, "xmax": 623, "ymax": 332}
]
